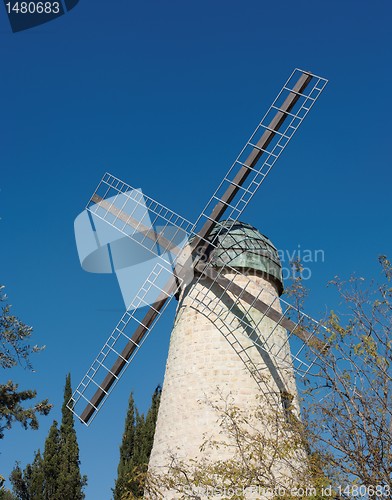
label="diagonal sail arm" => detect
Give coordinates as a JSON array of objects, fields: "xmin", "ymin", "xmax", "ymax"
[
  {"xmin": 69, "ymin": 263, "xmax": 180, "ymax": 425},
  {"xmin": 192, "ymin": 72, "xmax": 320, "ymax": 254},
  {"xmin": 79, "ymin": 295, "xmax": 170, "ymax": 424},
  {"xmin": 196, "ymin": 263, "xmax": 329, "ymax": 354}
]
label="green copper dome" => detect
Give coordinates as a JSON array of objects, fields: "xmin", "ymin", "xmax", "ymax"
[{"xmin": 206, "ymin": 221, "xmax": 283, "ymax": 295}]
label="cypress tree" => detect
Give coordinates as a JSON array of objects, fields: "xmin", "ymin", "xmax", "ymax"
[
  {"xmin": 0, "ymin": 490, "xmax": 16, "ymax": 500},
  {"xmin": 10, "ymin": 375, "xmax": 86, "ymax": 500},
  {"xmin": 143, "ymin": 386, "xmax": 161, "ymax": 456},
  {"xmin": 114, "ymin": 386, "xmax": 161, "ymax": 499},
  {"xmin": 43, "ymin": 421, "xmax": 61, "ymax": 500},
  {"xmin": 127, "ymin": 409, "xmax": 147, "ymax": 497},
  {"xmin": 132, "ymin": 409, "xmax": 147, "ymax": 470},
  {"xmin": 113, "ymin": 393, "xmax": 136, "ymax": 500},
  {"xmin": 9, "ymin": 464, "xmax": 28, "ymax": 500},
  {"xmin": 17, "ymin": 450, "xmax": 45, "ymax": 500},
  {"xmin": 29, "ymin": 451, "xmax": 44, "ymax": 500},
  {"xmin": 57, "ymin": 374, "xmax": 87, "ymax": 500},
  {"xmin": 10, "ymin": 450, "xmax": 45, "ymax": 500}
]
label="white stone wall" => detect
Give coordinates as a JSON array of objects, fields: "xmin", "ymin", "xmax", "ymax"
[{"xmin": 147, "ymin": 271, "xmax": 305, "ymax": 497}]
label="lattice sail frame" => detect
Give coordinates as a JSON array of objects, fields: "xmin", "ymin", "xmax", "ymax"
[
  {"xmin": 191, "ymin": 69, "xmax": 328, "ymax": 241},
  {"xmin": 68, "ymin": 69, "xmax": 328, "ymax": 424},
  {"xmin": 69, "ymin": 184, "xmax": 192, "ymax": 424},
  {"xmin": 69, "ymin": 261, "xmax": 182, "ymax": 424}
]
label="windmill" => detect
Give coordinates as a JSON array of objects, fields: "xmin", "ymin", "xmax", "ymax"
[{"xmin": 68, "ymin": 70, "xmax": 328, "ymax": 473}]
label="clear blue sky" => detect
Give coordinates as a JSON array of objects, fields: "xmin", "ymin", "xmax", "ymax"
[{"xmin": 1, "ymin": 0, "xmax": 391, "ymax": 498}]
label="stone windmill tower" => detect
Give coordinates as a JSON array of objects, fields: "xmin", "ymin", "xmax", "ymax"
[
  {"xmin": 148, "ymin": 221, "xmax": 302, "ymax": 480},
  {"xmin": 68, "ymin": 69, "xmax": 328, "ymax": 490}
]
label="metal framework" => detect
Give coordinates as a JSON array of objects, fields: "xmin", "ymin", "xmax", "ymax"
[
  {"xmin": 190, "ymin": 69, "xmax": 328, "ymax": 253},
  {"xmin": 68, "ymin": 68, "xmax": 328, "ymax": 425},
  {"xmin": 71, "ymin": 262, "xmax": 181, "ymax": 424},
  {"xmin": 189, "ymin": 263, "xmax": 327, "ymax": 375}
]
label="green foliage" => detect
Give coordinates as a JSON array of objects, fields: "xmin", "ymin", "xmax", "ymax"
[
  {"xmin": 0, "ymin": 473, "xmax": 17, "ymax": 500},
  {"xmin": 57, "ymin": 374, "xmax": 87, "ymax": 500},
  {"xmin": 0, "ymin": 285, "xmax": 41, "ymax": 370},
  {"xmin": 42, "ymin": 421, "xmax": 61, "ymax": 499},
  {"xmin": 9, "ymin": 465, "xmax": 28, "ymax": 500},
  {"xmin": 28, "ymin": 451, "xmax": 44, "ymax": 500},
  {"xmin": 114, "ymin": 393, "xmax": 136, "ymax": 500},
  {"xmin": 0, "ymin": 285, "xmax": 52, "ymax": 439},
  {"xmin": 114, "ymin": 386, "xmax": 161, "ymax": 500},
  {"xmin": 0, "ymin": 491, "xmax": 17, "ymax": 500},
  {"xmin": 10, "ymin": 375, "xmax": 86, "ymax": 500},
  {"xmin": 0, "ymin": 382, "xmax": 51, "ymax": 440},
  {"xmin": 132, "ymin": 409, "xmax": 149, "ymax": 472},
  {"xmin": 9, "ymin": 450, "xmax": 44, "ymax": 500},
  {"xmin": 144, "ymin": 387, "xmax": 161, "ymax": 458}
]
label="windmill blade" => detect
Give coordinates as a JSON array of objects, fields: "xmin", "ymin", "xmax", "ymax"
[
  {"xmin": 190, "ymin": 68, "xmax": 327, "ymax": 256},
  {"xmin": 68, "ymin": 262, "xmax": 181, "ymax": 425},
  {"xmin": 69, "ymin": 178, "xmax": 196, "ymax": 425},
  {"xmin": 191, "ymin": 261, "xmax": 328, "ymax": 377}
]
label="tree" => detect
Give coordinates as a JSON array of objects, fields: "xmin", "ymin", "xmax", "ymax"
[
  {"xmin": 10, "ymin": 375, "xmax": 87, "ymax": 500},
  {"xmin": 128, "ymin": 409, "xmax": 149, "ymax": 496},
  {"xmin": 9, "ymin": 451, "xmax": 44, "ymax": 500},
  {"xmin": 114, "ymin": 393, "xmax": 136, "ymax": 500},
  {"xmin": 8, "ymin": 465, "xmax": 28, "ymax": 500},
  {"xmin": 301, "ymin": 255, "xmax": 392, "ymax": 491},
  {"xmin": 42, "ymin": 421, "xmax": 61, "ymax": 499},
  {"xmin": 0, "ymin": 491, "xmax": 16, "ymax": 500},
  {"xmin": 143, "ymin": 392, "xmax": 323, "ymax": 500},
  {"xmin": 0, "ymin": 285, "xmax": 51, "ymax": 439},
  {"xmin": 57, "ymin": 374, "xmax": 87, "ymax": 500},
  {"xmin": 0, "ymin": 475, "xmax": 17, "ymax": 500},
  {"xmin": 114, "ymin": 386, "xmax": 162, "ymax": 500},
  {"xmin": 143, "ymin": 387, "xmax": 161, "ymax": 459},
  {"xmin": 27, "ymin": 451, "xmax": 44, "ymax": 500},
  {"xmin": 141, "ymin": 257, "xmax": 392, "ymax": 498}
]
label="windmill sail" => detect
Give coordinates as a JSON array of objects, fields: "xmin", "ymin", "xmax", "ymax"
[
  {"xmin": 70, "ymin": 262, "xmax": 182, "ymax": 424},
  {"xmin": 190, "ymin": 69, "xmax": 328, "ymax": 254}
]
